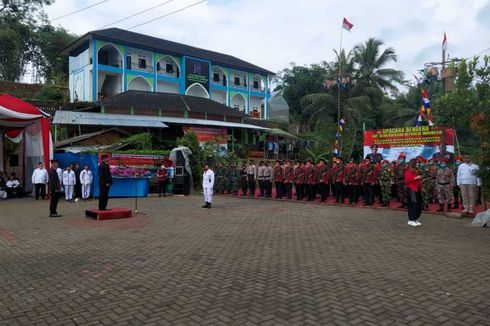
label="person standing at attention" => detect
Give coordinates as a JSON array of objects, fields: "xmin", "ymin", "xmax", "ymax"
[
  {"xmin": 32, "ymin": 162, "xmax": 48, "ymax": 200},
  {"xmin": 457, "ymin": 154, "xmax": 481, "ymax": 215},
  {"xmin": 48, "ymin": 159, "xmax": 62, "ymax": 217},
  {"xmin": 157, "ymin": 164, "xmax": 168, "ymax": 197},
  {"xmin": 62, "ymin": 164, "xmax": 76, "ymax": 201},
  {"xmin": 80, "ymin": 164, "xmax": 93, "ymax": 201},
  {"xmin": 202, "ymin": 164, "xmax": 214, "ymax": 209},
  {"xmin": 98, "ymin": 155, "xmax": 113, "ymax": 211},
  {"xmin": 405, "ymin": 159, "xmax": 423, "ymax": 227}
]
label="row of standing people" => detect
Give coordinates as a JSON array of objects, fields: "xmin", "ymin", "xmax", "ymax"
[
  {"xmin": 31, "ymin": 162, "xmax": 93, "ymax": 201},
  {"xmin": 213, "ymin": 154, "xmax": 481, "ymax": 214}
]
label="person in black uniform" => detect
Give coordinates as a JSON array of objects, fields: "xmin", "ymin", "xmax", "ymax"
[
  {"xmin": 98, "ymin": 155, "xmax": 113, "ymax": 211},
  {"xmin": 74, "ymin": 162, "xmax": 82, "ymax": 201},
  {"xmin": 48, "ymin": 159, "xmax": 62, "ymax": 217},
  {"xmin": 365, "ymin": 145, "xmax": 383, "ymax": 163}
]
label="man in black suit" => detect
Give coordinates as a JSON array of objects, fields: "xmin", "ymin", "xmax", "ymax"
[
  {"xmin": 48, "ymin": 159, "xmax": 62, "ymax": 217},
  {"xmin": 98, "ymin": 155, "xmax": 113, "ymax": 211},
  {"xmin": 365, "ymin": 145, "xmax": 383, "ymax": 164}
]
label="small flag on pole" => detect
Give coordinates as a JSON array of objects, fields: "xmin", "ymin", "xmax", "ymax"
[
  {"xmin": 442, "ymin": 32, "xmax": 447, "ymax": 51},
  {"xmin": 342, "ymin": 18, "xmax": 353, "ymax": 32}
]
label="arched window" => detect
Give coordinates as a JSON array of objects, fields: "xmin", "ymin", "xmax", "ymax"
[
  {"xmin": 127, "ymin": 76, "xmax": 152, "ymax": 92},
  {"xmin": 230, "ymin": 93, "xmax": 247, "ymax": 112},
  {"xmin": 185, "ymin": 83, "xmax": 209, "ymax": 98},
  {"xmin": 156, "ymin": 55, "xmax": 180, "ymax": 77},
  {"xmin": 211, "ymin": 66, "xmax": 227, "ymax": 86},
  {"xmin": 97, "ymin": 43, "xmax": 123, "ymax": 68}
]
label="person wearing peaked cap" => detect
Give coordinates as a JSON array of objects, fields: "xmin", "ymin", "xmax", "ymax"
[
  {"xmin": 365, "ymin": 145, "xmax": 383, "ymax": 164},
  {"xmin": 257, "ymin": 161, "xmax": 266, "ymax": 197},
  {"xmin": 48, "ymin": 159, "xmax": 62, "ymax": 217},
  {"xmin": 453, "ymin": 156, "xmax": 463, "ymax": 208},
  {"xmin": 273, "ymin": 160, "xmax": 285, "ymax": 199},
  {"xmin": 436, "ymin": 157, "xmax": 454, "ymax": 212}
]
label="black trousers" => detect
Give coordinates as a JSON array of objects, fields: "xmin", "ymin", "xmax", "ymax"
[
  {"xmin": 285, "ymin": 182, "xmax": 293, "ymax": 199},
  {"xmin": 75, "ymin": 183, "xmax": 82, "ymax": 199},
  {"xmin": 363, "ymin": 183, "xmax": 373, "ymax": 205},
  {"xmin": 334, "ymin": 182, "xmax": 344, "ymax": 202},
  {"xmin": 247, "ymin": 176, "xmax": 256, "ymax": 196},
  {"xmin": 99, "ymin": 185, "xmax": 110, "ymax": 210},
  {"xmin": 241, "ymin": 177, "xmax": 247, "ymax": 195},
  {"xmin": 275, "ymin": 182, "xmax": 283, "ymax": 198},
  {"xmin": 258, "ymin": 179, "xmax": 265, "ymax": 196},
  {"xmin": 50, "ymin": 191, "xmax": 59, "ymax": 214},
  {"xmin": 346, "ymin": 185, "xmax": 358, "ymax": 203},
  {"xmin": 319, "ymin": 183, "xmax": 328, "ymax": 202},
  {"xmin": 34, "ymin": 183, "xmax": 46, "ymax": 200},
  {"xmin": 407, "ymin": 188, "xmax": 422, "ymax": 221},
  {"xmin": 158, "ymin": 180, "xmax": 167, "ymax": 196},
  {"xmin": 295, "ymin": 184, "xmax": 304, "ymax": 200},
  {"xmin": 265, "ymin": 180, "xmax": 272, "ymax": 197}
]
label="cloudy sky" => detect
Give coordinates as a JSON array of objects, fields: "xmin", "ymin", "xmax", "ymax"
[{"xmin": 45, "ymin": 0, "xmax": 490, "ymax": 80}]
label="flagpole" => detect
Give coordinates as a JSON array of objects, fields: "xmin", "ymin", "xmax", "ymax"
[
  {"xmin": 338, "ymin": 21, "xmax": 344, "ymax": 157},
  {"xmin": 441, "ymin": 31, "xmax": 447, "ymax": 156}
]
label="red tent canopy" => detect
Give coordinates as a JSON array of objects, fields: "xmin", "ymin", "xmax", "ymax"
[{"xmin": 0, "ymin": 94, "xmax": 51, "ymax": 170}]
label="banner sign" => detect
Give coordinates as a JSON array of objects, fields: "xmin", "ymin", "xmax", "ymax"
[
  {"xmin": 363, "ymin": 126, "xmax": 455, "ymax": 161},
  {"xmin": 185, "ymin": 57, "xmax": 210, "ymax": 92},
  {"xmin": 98, "ymin": 152, "xmax": 166, "ymax": 178},
  {"xmin": 183, "ymin": 126, "xmax": 227, "ymax": 155}
]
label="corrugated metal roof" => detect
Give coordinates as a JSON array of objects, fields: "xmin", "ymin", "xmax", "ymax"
[
  {"xmin": 159, "ymin": 116, "xmax": 269, "ymax": 130},
  {"xmin": 53, "ymin": 111, "xmax": 169, "ymax": 128},
  {"xmin": 53, "ymin": 111, "xmax": 269, "ymax": 130}
]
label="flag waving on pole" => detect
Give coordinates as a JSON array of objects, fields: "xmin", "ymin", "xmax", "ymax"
[
  {"xmin": 342, "ymin": 18, "xmax": 353, "ymax": 32},
  {"xmin": 442, "ymin": 32, "xmax": 447, "ymax": 50}
]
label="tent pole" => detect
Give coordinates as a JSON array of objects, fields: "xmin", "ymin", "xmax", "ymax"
[{"xmin": 54, "ymin": 125, "xmax": 58, "ymax": 143}]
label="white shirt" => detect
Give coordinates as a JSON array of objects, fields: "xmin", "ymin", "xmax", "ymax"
[
  {"xmin": 80, "ymin": 169, "xmax": 93, "ymax": 185},
  {"xmin": 56, "ymin": 168, "xmax": 63, "ymax": 183},
  {"xmin": 457, "ymin": 162, "xmax": 481, "ymax": 186},
  {"xmin": 31, "ymin": 168, "xmax": 48, "ymax": 184},
  {"xmin": 62, "ymin": 170, "xmax": 76, "ymax": 186},
  {"xmin": 202, "ymin": 169, "xmax": 215, "ymax": 188},
  {"xmin": 6, "ymin": 180, "xmax": 20, "ymax": 188}
]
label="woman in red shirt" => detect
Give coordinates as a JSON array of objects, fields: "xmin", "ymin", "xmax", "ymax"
[{"xmin": 405, "ymin": 159, "xmax": 423, "ymax": 226}]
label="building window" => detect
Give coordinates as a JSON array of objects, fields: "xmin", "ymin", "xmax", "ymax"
[
  {"xmin": 126, "ymin": 56, "xmax": 132, "ymax": 69},
  {"xmin": 234, "ymin": 77, "xmax": 240, "ymax": 86},
  {"xmin": 253, "ymin": 80, "xmax": 259, "ymax": 89},
  {"xmin": 223, "ymin": 75, "xmax": 227, "ymax": 86},
  {"xmin": 156, "ymin": 62, "xmax": 161, "ymax": 71},
  {"xmin": 213, "ymin": 73, "xmax": 220, "ymax": 82},
  {"xmin": 98, "ymin": 50, "xmax": 109, "ymax": 65},
  {"xmin": 138, "ymin": 58, "xmax": 147, "ymax": 69},
  {"xmin": 166, "ymin": 63, "xmax": 174, "ymax": 74}
]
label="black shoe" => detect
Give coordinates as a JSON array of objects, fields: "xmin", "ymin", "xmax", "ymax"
[
  {"xmin": 49, "ymin": 214, "xmax": 62, "ymax": 217},
  {"xmin": 437, "ymin": 204, "xmax": 444, "ymax": 212},
  {"xmin": 206, "ymin": 204, "xmax": 212, "ymax": 209}
]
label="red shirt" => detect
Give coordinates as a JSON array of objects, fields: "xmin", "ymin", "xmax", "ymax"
[{"xmin": 405, "ymin": 169, "xmax": 421, "ymax": 192}]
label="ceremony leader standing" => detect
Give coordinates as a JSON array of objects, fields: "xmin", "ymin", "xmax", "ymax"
[
  {"xmin": 457, "ymin": 154, "xmax": 481, "ymax": 215},
  {"xmin": 202, "ymin": 164, "xmax": 214, "ymax": 209},
  {"xmin": 98, "ymin": 155, "xmax": 113, "ymax": 211},
  {"xmin": 31, "ymin": 162, "xmax": 48, "ymax": 200},
  {"xmin": 48, "ymin": 159, "xmax": 61, "ymax": 217}
]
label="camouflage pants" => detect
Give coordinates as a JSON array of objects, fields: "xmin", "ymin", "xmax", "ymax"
[
  {"xmin": 437, "ymin": 184, "xmax": 454, "ymax": 203},
  {"xmin": 396, "ymin": 182, "xmax": 406, "ymax": 204},
  {"xmin": 215, "ymin": 178, "xmax": 225, "ymax": 193},
  {"xmin": 380, "ymin": 182, "xmax": 392, "ymax": 203},
  {"xmin": 422, "ymin": 186, "xmax": 430, "ymax": 207}
]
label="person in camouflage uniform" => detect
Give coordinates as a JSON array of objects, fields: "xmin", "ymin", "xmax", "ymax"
[
  {"xmin": 418, "ymin": 157, "xmax": 431, "ymax": 210},
  {"xmin": 394, "ymin": 153, "xmax": 408, "ymax": 208},
  {"xmin": 379, "ymin": 160, "xmax": 394, "ymax": 207},
  {"xmin": 436, "ymin": 158, "xmax": 454, "ymax": 212},
  {"xmin": 428, "ymin": 159, "xmax": 438, "ymax": 203},
  {"xmin": 228, "ymin": 163, "xmax": 240, "ymax": 195},
  {"xmin": 453, "ymin": 156, "xmax": 462, "ymax": 208},
  {"xmin": 214, "ymin": 163, "xmax": 226, "ymax": 194}
]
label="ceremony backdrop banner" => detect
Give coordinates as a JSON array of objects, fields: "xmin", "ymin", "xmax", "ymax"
[
  {"xmin": 363, "ymin": 126, "xmax": 455, "ymax": 161},
  {"xmin": 98, "ymin": 152, "xmax": 165, "ymax": 178},
  {"xmin": 183, "ymin": 126, "xmax": 228, "ymax": 155}
]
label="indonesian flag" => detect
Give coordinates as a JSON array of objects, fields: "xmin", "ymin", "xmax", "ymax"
[
  {"xmin": 342, "ymin": 18, "xmax": 353, "ymax": 32},
  {"xmin": 442, "ymin": 32, "xmax": 447, "ymax": 51}
]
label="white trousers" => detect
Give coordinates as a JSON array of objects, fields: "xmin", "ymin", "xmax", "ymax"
[
  {"xmin": 65, "ymin": 185, "xmax": 74, "ymax": 200},
  {"xmin": 82, "ymin": 184, "xmax": 91, "ymax": 199},
  {"xmin": 204, "ymin": 187, "xmax": 213, "ymax": 204}
]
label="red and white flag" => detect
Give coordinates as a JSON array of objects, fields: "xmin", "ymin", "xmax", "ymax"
[
  {"xmin": 442, "ymin": 32, "xmax": 447, "ymax": 51},
  {"xmin": 342, "ymin": 18, "xmax": 353, "ymax": 32}
]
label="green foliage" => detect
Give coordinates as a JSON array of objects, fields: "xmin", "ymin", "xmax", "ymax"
[
  {"xmin": 121, "ymin": 132, "xmax": 153, "ymax": 150},
  {"xmin": 113, "ymin": 149, "xmax": 170, "ymax": 156},
  {"xmin": 35, "ymin": 84, "xmax": 67, "ymax": 102}
]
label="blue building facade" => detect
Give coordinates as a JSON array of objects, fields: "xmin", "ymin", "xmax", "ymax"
[{"xmin": 63, "ymin": 28, "xmax": 273, "ymax": 120}]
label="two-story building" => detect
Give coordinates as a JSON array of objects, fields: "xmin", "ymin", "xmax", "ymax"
[{"xmin": 62, "ymin": 28, "xmax": 274, "ymax": 120}]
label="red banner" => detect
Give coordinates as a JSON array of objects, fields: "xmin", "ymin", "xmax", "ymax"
[
  {"xmin": 98, "ymin": 152, "xmax": 168, "ymax": 178},
  {"xmin": 363, "ymin": 126, "xmax": 454, "ymax": 148},
  {"xmin": 183, "ymin": 126, "xmax": 227, "ymax": 144}
]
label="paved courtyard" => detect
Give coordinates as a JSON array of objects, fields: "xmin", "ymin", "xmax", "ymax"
[{"xmin": 1, "ymin": 195, "xmax": 489, "ymax": 325}]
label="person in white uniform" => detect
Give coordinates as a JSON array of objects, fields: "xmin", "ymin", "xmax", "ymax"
[
  {"xmin": 202, "ymin": 164, "xmax": 215, "ymax": 209},
  {"xmin": 56, "ymin": 166, "xmax": 63, "ymax": 192},
  {"xmin": 62, "ymin": 164, "xmax": 76, "ymax": 201},
  {"xmin": 31, "ymin": 162, "xmax": 48, "ymax": 200},
  {"xmin": 457, "ymin": 154, "xmax": 481, "ymax": 215},
  {"xmin": 80, "ymin": 164, "xmax": 93, "ymax": 201}
]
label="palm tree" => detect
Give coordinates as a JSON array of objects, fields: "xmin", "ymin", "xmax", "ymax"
[{"xmin": 352, "ymin": 38, "xmax": 404, "ymax": 92}]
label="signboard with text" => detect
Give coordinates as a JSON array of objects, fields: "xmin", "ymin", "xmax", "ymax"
[
  {"xmin": 363, "ymin": 126, "xmax": 455, "ymax": 161},
  {"xmin": 185, "ymin": 57, "xmax": 210, "ymax": 92},
  {"xmin": 98, "ymin": 152, "xmax": 166, "ymax": 178},
  {"xmin": 183, "ymin": 126, "xmax": 227, "ymax": 155}
]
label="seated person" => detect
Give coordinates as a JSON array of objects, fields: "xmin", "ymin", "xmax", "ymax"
[{"xmin": 6, "ymin": 173, "xmax": 22, "ymax": 198}]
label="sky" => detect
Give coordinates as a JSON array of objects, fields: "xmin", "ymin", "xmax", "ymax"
[{"xmin": 45, "ymin": 0, "xmax": 490, "ymax": 82}]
